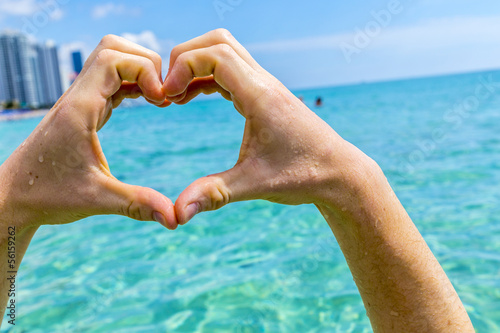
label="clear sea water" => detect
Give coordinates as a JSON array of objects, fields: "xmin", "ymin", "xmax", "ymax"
[{"xmin": 1, "ymin": 70, "xmax": 500, "ymax": 332}]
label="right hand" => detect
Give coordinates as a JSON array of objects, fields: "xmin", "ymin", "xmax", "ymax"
[{"xmin": 164, "ymin": 29, "xmax": 377, "ymax": 224}]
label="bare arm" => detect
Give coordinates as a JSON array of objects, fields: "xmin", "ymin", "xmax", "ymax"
[
  {"xmin": 0, "ymin": 222, "xmax": 37, "ymax": 324},
  {"xmin": 0, "ymin": 35, "xmax": 177, "ymax": 322},
  {"xmin": 165, "ymin": 29, "xmax": 474, "ymax": 332},
  {"xmin": 316, "ymin": 161, "xmax": 471, "ymax": 331}
]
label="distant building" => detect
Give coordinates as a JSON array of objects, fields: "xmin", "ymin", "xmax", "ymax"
[
  {"xmin": 71, "ymin": 50, "xmax": 83, "ymax": 75},
  {"xmin": 0, "ymin": 31, "xmax": 39, "ymax": 108},
  {"xmin": 0, "ymin": 31, "xmax": 63, "ymax": 109},
  {"xmin": 35, "ymin": 42, "xmax": 63, "ymax": 106},
  {"xmin": 0, "ymin": 64, "xmax": 4, "ymax": 104}
]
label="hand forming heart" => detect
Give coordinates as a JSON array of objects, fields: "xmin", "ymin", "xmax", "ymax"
[{"xmin": 0, "ymin": 29, "xmax": 367, "ymax": 231}]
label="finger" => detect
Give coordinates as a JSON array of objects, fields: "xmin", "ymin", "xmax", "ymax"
[
  {"xmin": 111, "ymin": 83, "xmax": 143, "ymax": 108},
  {"xmin": 170, "ymin": 77, "xmax": 232, "ymax": 104},
  {"xmin": 97, "ymin": 175, "xmax": 178, "ymax": 230},
  {"xmin": 163, "ymin": 44, "xmax": 261, "ymax": 115},
  {"xmin": 81, "ymin": 34, "xmax": 163, "ymax": 81},
  {"xmin": 89, "ymin": 49, "xmax": 166, "ymax": 105},
  {"xmin": 174, "ymin": 162, "xmax": 260, "ymax": 225},
  {"xmin": 168, "ymin": 29, "xmax": 262, "ymax": 76},
  {"xmin": 112, "ymin": 83, "xmax": 172, "ymax": 108}
]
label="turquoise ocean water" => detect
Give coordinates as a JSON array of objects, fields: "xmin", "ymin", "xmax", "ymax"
[{"xmin": 1, "ymin": 70, "xmax": 500, "ymax": 332}]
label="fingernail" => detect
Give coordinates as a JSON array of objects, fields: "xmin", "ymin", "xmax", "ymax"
[
  {"xmin": 184, "ymin": 203, "xmax": 200, "ymax": 224},
  {"xmin": 153, "ymin": 211, "xmax": 167, "ymax": 227}
]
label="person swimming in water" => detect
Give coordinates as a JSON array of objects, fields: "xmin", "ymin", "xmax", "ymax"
[
  {"xmin": 315, "ymin": 96, "xmax": 323, "ymax": 107},
  {"xmin": 0, "ymin": 30, "xmax": 474, "ymax": 332}
]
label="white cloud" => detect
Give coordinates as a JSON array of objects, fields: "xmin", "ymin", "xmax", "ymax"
[
  {"xmin": 0, "ymin": 0, "xmax": 38, "ymax": 16},
  {"xmin": 0, "ymin": 0, "xmax": 65, "ymax": 23},
  {"xmin": 246, "ymin": 15, "xmax": 500, "ymax": 56},
  {"xmin": 374, "ymin": 16, "xmax": 500, "ymax": 52},
  {"xmin": 121, "ymin": 31, "xmax": 162, "ymax": 53},
  {"xmin": 92, "ymin": 3, "xmax": 120, "ymax": 19},
  {"xmin": 49, "ymin": 7, "xmax": 64, "ymax": 21},
  {"xmin": 92, "ymin": 3, "xmax": 140, "ymax": 19}
]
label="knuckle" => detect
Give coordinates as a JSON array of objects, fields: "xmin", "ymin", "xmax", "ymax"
[
  {"xmin": 176, "ymin": 51, "xmax": 191, "ymax": 65},
  {"xmin": 151, "ymin": 52, "xmax": 162, "ymax": 67},
  {"xmin": 143, "ymin": 49, "xmax": 162, "ymax": 68},
  {"xmin": 170, "ymin": 46, "xmax": 183, "ymax": 64},
  {"xmin": 99, "ymin": 34, "xmax": 118, "ymax": 47},
  {"xmin": 213, "ymin": 28, "xmax": 233, "ymax": 41},
  {"xmin": 94, "ymin": 49, "xmax": 115, "ymax": 65},
  {"xmin": 215, "ymin": 43, "xmax": 236, "ymax": 57},
  {"xmin": 124, "ymin": 198, "xmax": 145, "ymax": 221},
  {"xmin": 204, "ymin": 178, "xmax": 230, "ymax": 211}
]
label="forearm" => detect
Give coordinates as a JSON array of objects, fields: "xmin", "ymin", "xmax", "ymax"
[
  {"xmin": 315, "ymin": 150, "xmax": 474, "ymax": 332},
  {"xmin": 0, "ymin": 222, "xmax": 38, "ymax": 322},
  {"xmin": 0, "ymin": 160, "xmax": 40, "ymax": 323},
  {"xmin": 162, "ymin": 29, "xmax": 474, "ymax": 331}
]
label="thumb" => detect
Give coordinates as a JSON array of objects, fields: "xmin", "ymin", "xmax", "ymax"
[
  {"xmin": 175, "ymin": 164, "xmax": 256, "ymax": 225},
  {"xmin": 96, "ymin": 175, "xmax": 178, "ymax": 229}
]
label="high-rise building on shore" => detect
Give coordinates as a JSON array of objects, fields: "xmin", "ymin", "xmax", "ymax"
[
  {"xmin": 71, "ymin": 50, "xmax": 83, "ymax": 75},
  {"xmin": 0, "ymin": 62, "xmax": 5, "ymax": 103},
  {"xmin": 0, "ymin": 31, "xmax": 63, "ymax": 109},
  {"xmin": 0, "ymin": 32, "xmax": 39, "ymax": 108},
  {"xmin": 36, "ymin": 42, "xmax": 63, "ymax": 106},
  {"xmin": 70, "ymin": 50, "xmax": 84, "ymax": 84}
]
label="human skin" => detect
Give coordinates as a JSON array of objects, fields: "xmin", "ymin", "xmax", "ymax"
[
  {"xmin": 0, "ymin": 36, "xmax": 178, "ymax": 321},
  {"xmin": 165, "ymin": 29, "xmax": 475, "ymax": 332}
]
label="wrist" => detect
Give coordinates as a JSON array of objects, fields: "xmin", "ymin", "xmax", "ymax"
[
  {"xmin": 0, "ymin": 160, "xmax": 32, "ymax": 230},
  {"xmin": 0, "ymin": 133, "xmax": 51, "ymax": 229},
  {"xmin": 0, "ymin": 109, "xmax": 73, "ymax": 228},
  {"xmin": 312, "ymin": 141, "xmax": 390, "ymax": 215}
]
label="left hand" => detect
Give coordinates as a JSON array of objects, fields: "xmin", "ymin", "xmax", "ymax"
[{"xmin": 0, "ymin": 35, "xmax": 178, "ymax": 230}]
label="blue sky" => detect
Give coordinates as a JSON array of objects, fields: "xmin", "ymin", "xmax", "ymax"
[{"xmin": 1, "ymin": 0, "xmax": 500, "ymax": 89}]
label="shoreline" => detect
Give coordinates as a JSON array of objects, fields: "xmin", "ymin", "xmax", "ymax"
[{"xmin": 0, "ymin": 109, "xmax": 49, "ymax": 121}]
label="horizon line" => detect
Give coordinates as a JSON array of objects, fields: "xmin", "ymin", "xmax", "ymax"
[{"xmin": 290, "ymin": 67, "xmax": 500, "ymax": 93}]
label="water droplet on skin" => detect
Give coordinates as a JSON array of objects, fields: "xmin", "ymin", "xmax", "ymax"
[
  {"xmin": 44, "ymin": 131, "xmax": 48, "ymax": 136},
  {"xmin": 309, "ymin": 167, "xmax": 318, "ymax": 178},
  {"xmin": 341, "ymin": 207, "xmax": 347, "ymax": 212},
  {"xmin": 29, "ymin": 178, "xmax": 34, "ymax": 186},
  {"xmin": 52, "ymin": 161, "xmax": 56, "ymax": 166},
  {"xmin": 38, "ymin": 154, "xmax": 44, "ymax": 163},
  {"xmin": 22, "ymin": 142, "xmax": 26, "ymax": 147},
  {"xmin": 390, "ymin": 311, "xmax": 399, "ymax": 317}
]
